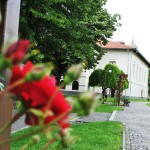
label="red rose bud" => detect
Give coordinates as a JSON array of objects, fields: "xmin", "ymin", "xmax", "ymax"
[
  {"xmin": 63, "ymin": 63, "xmax": 84, "ymax": 84},
  {"xmin": 59, "ymin": 128, "xmax": 74, "ymax": 149},
  {"xmin": 78, "ymin": 92, "xmax": 96, "ymax": 115},
  {"xmin": 24, "ymin": 63, "xmax": 54, "ymax": 82},
  {"xmin": 72, "ymin": 101, "xmax": 85, "ymax": 116},
  {"xmin": 32, "ymin": 135, "xmax": 40, "ymax": 144},
  {"xmin": 5, "ymin": 39, "xmax": 30, "ymax": 64},
  {"xmin": 25, "ymin": 68, "xmax": 47, "ymax": 82},
  {"xmin": 21, "ymin": 135, "xmax": 40, "ymax": 149}
]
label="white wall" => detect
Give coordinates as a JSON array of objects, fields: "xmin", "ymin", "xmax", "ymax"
[
  {"xmin": 97, "ymin": 49, "xmax": 149, "ymax": 98},
  {"xmin": 129, "ymin": 52, "xmax": 149, "ymax": 98},
  {"xmin": 64, "ymin": 49, "xmax": 149, "ymax": 98},
  {"xmin": 96, "ymin": 50, "xmax": 129, "ymax": 74}
]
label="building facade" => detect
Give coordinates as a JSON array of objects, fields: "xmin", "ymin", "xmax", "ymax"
[{"xmin": 64, "ymin": 41, "xmax": 150, "ymax": 98}]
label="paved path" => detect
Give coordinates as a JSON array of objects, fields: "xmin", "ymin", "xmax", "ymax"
[
  {"xmin": 72, "ymin": 112, "xmax": 111, "ymax": 123},
  {"xmin": 12, "ymin": 112, "xmax": 111, "ymax": 132},
  {"xmin": 114, "ymin": 102, "xmax": 150, "ymax": 150}
]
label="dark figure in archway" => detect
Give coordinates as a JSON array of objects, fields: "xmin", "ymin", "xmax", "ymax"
[
  {"xmin": 102, "ymin": 87, "xmax": 107, "ymax": 101},
  {"xmin": 111, "ymin": 88, "xmax": 115, "ymax": 98}
]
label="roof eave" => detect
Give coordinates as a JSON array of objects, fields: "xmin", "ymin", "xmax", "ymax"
[{"xmin": 103, "ymin": 48, "xmax": 150, "ymax": 68}]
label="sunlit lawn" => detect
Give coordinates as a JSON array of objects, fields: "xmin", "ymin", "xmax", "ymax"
[
  {"xmin": 146, "ymin": 103, "xmax": 150, "ymax": 107},
  {"xmin": 129, "ymin": 98, "xmax": 148, "ymax": 102},
  {"xmin": 95, "ymin": 103, "xmax": 124, "ymax": 113},
  {"xmin": 11, "ymin": 122, "xmax": 123, "ymax": 150}
]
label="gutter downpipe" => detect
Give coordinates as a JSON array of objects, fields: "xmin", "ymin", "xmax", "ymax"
[
  {"xmin": 127, "ymin": 49, "xmax": 132, "ymax": 98},
  {"xmin": 129, "ymin": 52, "xmax": 133, "ymax": 98}
]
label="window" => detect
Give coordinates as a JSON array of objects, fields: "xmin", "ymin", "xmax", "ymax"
[
  {"xmin": 144, "ymin": 71, "xmax": 146, "ymax": 82},
  {"xmin": 132, "ymin": 63, "xmax": 135, "ymax": 78},
  {"xmin": 72, "ymin": 81, "xmax": 79, "ymax": 90},
  {"xmin": 139, "ymin": 67, "xmax": 141, "ymax": 81},
  {"xmin": 136, "ymin": 65, "xmax": 138, "ymax": 80},
  {"xmin": 141, "ymin": 68, "xmax": 143, "ymax": 82}
]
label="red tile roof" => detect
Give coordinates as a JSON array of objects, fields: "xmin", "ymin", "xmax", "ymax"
[
  {"xmin": 97, "ymin": 41, "xmax": 134, "ymax": 49},
  {"xmin": 97, "ymin": 40, "xmax": 150, "ymax": 67}
]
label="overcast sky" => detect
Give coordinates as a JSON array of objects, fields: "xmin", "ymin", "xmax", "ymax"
[{"xmin": 105, "ymin": 0, "xmax": 150, "ymax": 61}]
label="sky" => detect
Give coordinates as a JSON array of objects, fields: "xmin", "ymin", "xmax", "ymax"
[{"xmin": 105, "ymin": 0, "xmax": 150, "ymax": 62}]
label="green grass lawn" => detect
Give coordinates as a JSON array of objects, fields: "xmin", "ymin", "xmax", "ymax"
[
  {"xmin": 129, "ymin": 98, "xmax": 149, "ymax": 102},
  {"xmin": 106, "ymin": 97, "xmax": 115, "ymax": 103},
  {"xmin": 107, "ymin": 97, "xmax": 150, "ymax": 103},
  {"xmin": 11, "ymin": 122, "xmax": 123, "ymax": 150},
  {"xmin": 95, "ymin": 103, "xmax": 124, "ymax": 113},
  {"xmin": 146, "ymin": 103, "xmax": 150, "ymax": 107}
]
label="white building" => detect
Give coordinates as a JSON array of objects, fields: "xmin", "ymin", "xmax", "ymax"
[{"xmin": 64, "ymin": 41, "xmax": 150, "ymax": 98}]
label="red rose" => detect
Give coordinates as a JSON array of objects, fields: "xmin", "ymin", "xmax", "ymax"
[
  {"xmin": 9, "ymin": 61, "xmax": 33, "ymax": 96},
  {"xmin": 5, "ymin": 39, "xmax": 30, "ymax": 64},
  {"xmin": 10, "ymin": 61, "xmax": 71, "ymax": 128},
  {"xmin": 25, "ymin": 91, "xmax": 71, "ymax": 128}
]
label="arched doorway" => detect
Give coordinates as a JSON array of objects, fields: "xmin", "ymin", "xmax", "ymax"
[{"xmin": 72, "ymin": 81, "xmax": 79, "ymax": 90}]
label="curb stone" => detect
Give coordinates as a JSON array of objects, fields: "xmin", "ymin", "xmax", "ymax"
[
  {"xmin": 108, "ymin": 110, "xmax": 126, "ymax": 150},
  {"xmin": 122, "ymin": 124, "xmax": 126, "ymax": 150},
  {"xmin": 109, "ymin": 110, "xmax": 117, "ymax": 121},
  {"xmin": 11, "ymin": 126, "xmax": 29, "ymax": 134}
]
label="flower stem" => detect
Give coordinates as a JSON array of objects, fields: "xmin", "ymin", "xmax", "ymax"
[
  {"xmin": 41, "ymin": 139, "xmax": 55, "ymax": 150},
  {"xmin": 0, "ymin": 109, "xmax": 70, "ymax": 146}
]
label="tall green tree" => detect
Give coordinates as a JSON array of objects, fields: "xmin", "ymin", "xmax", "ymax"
[
  {"xmin": 88, "ymin": 64, "xmax": 129, "ymax": 97},
  {"xmin": 88, "ymin": 69, "xmax": 103, "ymax": 87},
  {"xmin": 101, "ymin": 64, "xmax": 120, "ymax": 97},
  {"xmin": 103, "ymin": 64, "xmax": 120, "ymax": 88},
  {"xmin": 19, "ymin": 0, "xmax": 120, "ymax": 82}
]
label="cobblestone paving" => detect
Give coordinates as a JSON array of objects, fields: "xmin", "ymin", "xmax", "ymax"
[{"xmin": 114, "ymin": 102, "xmax": 150, "ymax": 150}]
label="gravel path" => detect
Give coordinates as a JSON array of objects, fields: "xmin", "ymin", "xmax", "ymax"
[
  {"xmin": 11, "ymin": 112, "xmax": 28, "ymax": 133},
  {"xmin": 12, "ymin": 112, "xmax": 111, "ymax": 132},
  {"xmin": 72, "ymin": 112, "xmax": 111, "ymax": 123},
  {"xmin": 114, "ymin": 102, "xmax": 150, "ymax": 150}
]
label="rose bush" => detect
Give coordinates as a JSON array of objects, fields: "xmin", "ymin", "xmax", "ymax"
[
  {"xmin": 0, "ymin": 39, "xmax": 96, "ymax": 149},
  {"xmin": 10, "ymin": 61, "xmax": 71, "ymax": 129},
  {"xmin": 5, "ymin": 39, "xmax": 30, "ymax": 64}
]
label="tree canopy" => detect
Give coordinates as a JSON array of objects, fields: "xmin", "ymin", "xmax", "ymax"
[
  {"xmin": 88, "ymin": 64, "xmax": 129, "ymax": 93},
  {"xmin": 19, "ymin": 0, "xmax": 121, "ymax": 80},
  {"xmin": 88, "ymin": 69, "xmax": 103, "ymax": 87},
  {"xmin": 103, "ymin": 64, "xmax": 121, "ymax": 88}
]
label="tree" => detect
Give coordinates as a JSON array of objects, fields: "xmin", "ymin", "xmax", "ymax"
[
  {"xmin": 89, "ymin": 64, "xmax": 129, "ymax": 97},
  {"xmin": 19, "ymin": 0, "xmax": 121, "ymax": 82},
  {"xmin": 101, "ymin": 64, "xmax": 120, "ymax": 97},
  {"xmin": 120, "ymin": 70, "xmax": 129, "ymax": 90},
  {"xmin": 88, "ymin": 69, "xmax": 103, "ymax": 87}
]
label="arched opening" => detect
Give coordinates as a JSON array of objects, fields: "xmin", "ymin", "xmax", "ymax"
[{"xmin": 72, "ymin": 81, "xmax": 79, "ymax": 90}]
